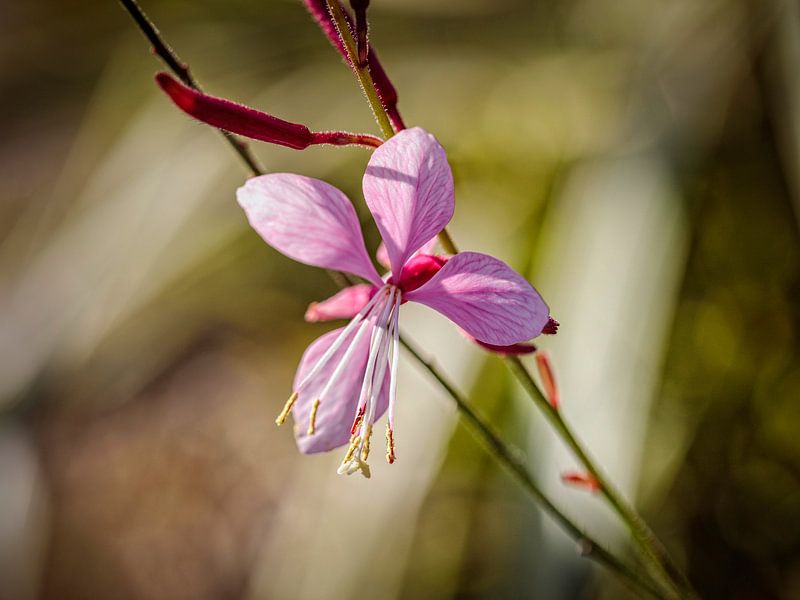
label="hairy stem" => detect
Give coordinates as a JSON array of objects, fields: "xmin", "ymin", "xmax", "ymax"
[
  {"xmin": 325, "ymin": 0, "xmax": 459, "ymax": 255},
  {"xmin": 325, "ymin": 0, "xmax": 394, "ymax": 139},
  {"xmin": 118, "ymin": 0, "xmax": 264, "ymax": 176},
  {"xmin": 399, "ymin": 336, "xmax": 664, "ymax": 600}
]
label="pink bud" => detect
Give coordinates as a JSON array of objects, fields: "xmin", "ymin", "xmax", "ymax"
[
  {"xmin": 155, "ymin": 73, "xmax": 313, "ymax": 150},
  {"xmin": 535, "ymin": 351, "xmax": 559, "ymax": 409},
  {"xmin": 561, "ymin": 471, "xmax": 601, "ymax": 493}
]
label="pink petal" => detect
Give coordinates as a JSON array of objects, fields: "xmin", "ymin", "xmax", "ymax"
[
  {"xmin": 363, "ymin": 128, "xmax": 454, "ymax": 279},
  {"xmin": 404, "ymin": 252, "xmax": 550, "ymax": 346},
  {"xmin": 292, "ymin": 327, "xmax": 389, "ymax": 454},
  {"xmin": 304, "ymin": 284, "xmax": 375, "ymax": 323},
  {"xmin": 237, "ymin": 174, "xmax": 382, "ymax": 285}
]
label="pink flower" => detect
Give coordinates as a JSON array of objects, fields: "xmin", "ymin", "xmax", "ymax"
[{"xmin": 237, "ymin": 128, "xmax": 551, "ymax": 477}]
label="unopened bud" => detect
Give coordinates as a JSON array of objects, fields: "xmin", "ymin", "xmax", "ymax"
[
  {"xmin": 535, "ymin": 351, "xmax": 559, "ymax": 409},
  {"xmin": 156, "ymin": 72, "xmax": 313, "ymax": 149},
  {"xmin": 561, "ymin": 471, "xmax": 601, "ymax": 493}
]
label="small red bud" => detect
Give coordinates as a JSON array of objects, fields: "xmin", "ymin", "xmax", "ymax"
[
  {"xmin": 561, "ymin": 471, "xmax": 601, "ymax": 493},
  {"xmin": 155, "ymin": 73, "xmax": 313, "ymax": 150},
  {"xmin": 535, "ymin": 351, "xmax": 559, "ymax": 409},
  {"xmin": 542, "ymin": 317, "xmax": 559, "ymax": 335}
]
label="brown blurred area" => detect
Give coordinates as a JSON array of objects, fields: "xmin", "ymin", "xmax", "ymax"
[{"xmin": 1, "ymin": 1, "xmax": 800, "ymax": 599}]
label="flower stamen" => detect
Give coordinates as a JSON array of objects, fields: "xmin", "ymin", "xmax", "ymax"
[
  {"xmin": 307, "ymin": 398, "xmax": 321, "ymax": 435},
  {"xmin": 385, "ymin": 424, "xmax": 396, "ymax": 464},
  {"xmin": 362, "ymin": 424, "xmax": 373, "ymax": 460},
  {"xmin": 275, "ymin": 391, "xmax": 298, "ymax": 426},
  {"xmin": 337, "ymin": 286, "xmax": 400, "ymax": 478}
]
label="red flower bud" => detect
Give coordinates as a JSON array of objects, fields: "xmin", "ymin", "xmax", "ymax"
[
  {"xmin": 561, "ymin": 471, "xmax": 601, "ymax": 493},
  {"xmin": 156, "ymin": 72, "xmax": 313, "ymax": 149},
  {"xmin": 535, "ymin": 351, "xmax": 559, "ymax": 409},
  {"xmin": 542, "ymin": 317, "xmax": 559, "ymax": 335}
]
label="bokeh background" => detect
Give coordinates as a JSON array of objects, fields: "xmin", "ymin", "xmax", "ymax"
[{"xmin": 2, "ymin": 0, "xmax": 800, "ymax": 598}]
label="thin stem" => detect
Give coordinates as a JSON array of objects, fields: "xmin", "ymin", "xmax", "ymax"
[
  {"xmin": 325, "ymin": 0, "xmax": 460, "ymax": 255},
  {"xmin": 505, "ymin": 356, "xmax": 696, "ymax": 599},
  {"xmin": 325, "ymin": 0, "xmax": 394, "ymax": 139},
  {"xmin": 118, "ymin": 0, "xmax": 264, "ymax": 176},
  {"xmin": 330, "ymin": 6, "xmax": 691, "ymax": 589},
  {"xmin": 399, "ymin": 335, "xmax": 664, "ymax": 600}
]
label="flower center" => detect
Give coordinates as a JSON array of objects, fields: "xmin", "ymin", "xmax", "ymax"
[
  {"xmin": 278, "ymin": 283, "xmax": 402, "ymax": 478},
  {"xmin": 337, "ymin": 283, "xmax": 401, "ymax": 477}
]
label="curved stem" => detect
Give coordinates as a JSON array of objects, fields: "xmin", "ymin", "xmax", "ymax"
[
  {"xmin": 118, "ymin": 0, "xmax": 264, "ymax": 176},
  {"xmin": 325, "ymin": 0, "xmax": 394, "ymax": 139},
  {"xmin": 325, "ymin": 1, "xmax": 460, "ymax": 256},
  {"xmin": 505, "ymin": 356, "xmax": 696, "ymax": 599},
  {"xmin": 399, "ymin": 335, "xmax": 664, "ymax": 600}
]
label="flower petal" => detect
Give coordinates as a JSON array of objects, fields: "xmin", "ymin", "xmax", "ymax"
[
  {"xmin": 237, "ymin": 174, "xmax": 382, "ymax": 285},
  {"xmin": 404, "ymin": 252, "xmax": 550, "ymax": 346},
  {"xmin": 292, "ymin": 327, "xmax": 389, "ymax": 454},
  {"xmin": 304, "ymin": 284, "xmax": 375, "ymax": 323},
  {"xmin": 363, "ymin": 128, "xmax": 454, "ymax": 278}
]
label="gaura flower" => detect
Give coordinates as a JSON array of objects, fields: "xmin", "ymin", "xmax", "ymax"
[{"xmin": 237, "ymin": 128, "xmax": 552, "ymax": 478}]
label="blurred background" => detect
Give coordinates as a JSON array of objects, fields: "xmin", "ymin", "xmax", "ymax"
[{"xmin": 2, "ymin": 0, "xmax": 799, "ymax": 598}]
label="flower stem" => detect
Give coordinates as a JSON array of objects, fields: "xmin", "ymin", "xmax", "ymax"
[
  {"xmin": 117, "ymin": 0, "xmax": 265, "ymax": 176},
  {"xmin": 325, "ymin": 1, "xmax": 460, "ymax": 256},
  {"xmin": 325, "ymin": 0, "xmax": 395, "ymax": 139},
  {"xmin": 330, "ymin": 7, "xmax": 694, "ymax": 592},
  {"xmin": 398, "ymin": 335, "xmax": 665, "ymax": 600},
  {"xmin": 504, "ymin": 356, "xmax": 696, "ymax": 599}
]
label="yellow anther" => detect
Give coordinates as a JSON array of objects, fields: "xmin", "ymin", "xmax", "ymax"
[
  {"xmin": 307, "ymin": 398, "xmax": 321, "ymax": 435},
  {"xmin": 275, "ymin": 391, "xmax": 298, "ymax": 426},
  {"xmin": 343, "ymin": 435, "xmax": 361, "ymax": 463},
  {"xmin": 385, "ymin": 424, "xmax": 396, "ymax": 464},
  {"xmin": 362, "ymin": 424, "xmax": 373, "ymax": 460}
]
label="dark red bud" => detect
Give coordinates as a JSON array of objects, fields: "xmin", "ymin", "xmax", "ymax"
[
  {"xmin": 542, "ymin": 317, "xmax": 559, "ymax": 335},
  {"xmin": 155, "ymin": 72, "xmax": 313, "ymax": 150}
]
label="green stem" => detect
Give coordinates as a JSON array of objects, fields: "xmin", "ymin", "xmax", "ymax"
[
  {"xmin": 326, "ymin": 0, "xmax": 461, "ymax": 257},
  {"xmin": 118, "ymin": 0, "xmax": 264, "ymax": 176},
  {"xmin": 399, "ymin": 336, "xmax": 664, "ymax": 600},
  {"xmin": 505, "ymin": 356, "xmax": 695, "ymax": 599},
  {"xmin": 325, "ymin": 0, "xmax": 394, "ymax": 139},
  {"xmin": 332, "ymin": 11, "xmax": 693, "ymax": 596}
]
